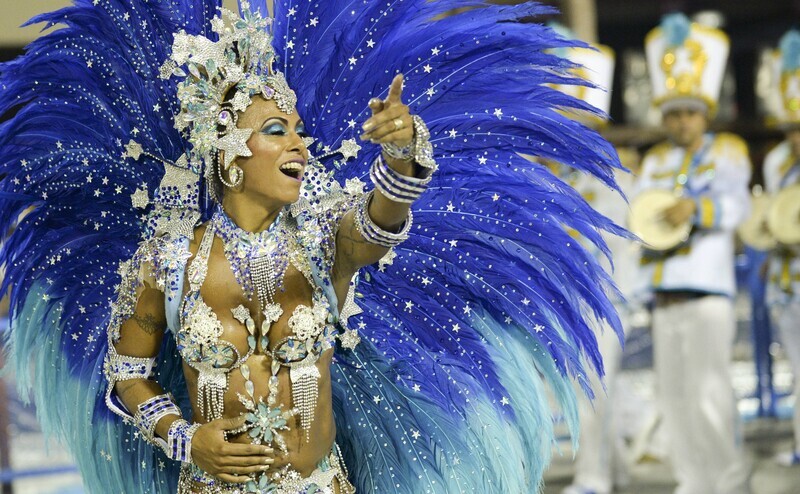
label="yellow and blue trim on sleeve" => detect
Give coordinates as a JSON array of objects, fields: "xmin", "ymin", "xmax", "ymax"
[{"xmin": 694, "ymin": 196, "xmax": 719, "ymax": 229}]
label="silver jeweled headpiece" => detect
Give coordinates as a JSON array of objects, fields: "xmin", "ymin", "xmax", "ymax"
[
  {"xmin": 122, "ymin": 3, "xmax": 360, "ymax": 237},
  {"xmin": 160, "ymin": 3, "xmax": 297, "ymax": 173}
]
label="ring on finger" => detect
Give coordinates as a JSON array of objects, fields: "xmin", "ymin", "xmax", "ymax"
[{"xmin": 393, "ymin": 117, "xmax": 404, "ymax": 130}]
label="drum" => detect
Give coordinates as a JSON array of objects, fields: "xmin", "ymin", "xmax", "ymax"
[
  {"xmin": 628, "ymin": 189, "xmax": 692, "ymax": 251},
  {"xmin": 738, "ymin": 193, "xmax": 777, "ymax": 250},
  {"xmin": 767, "ymin": 183, "xmax": 800, "ymax": 246}
]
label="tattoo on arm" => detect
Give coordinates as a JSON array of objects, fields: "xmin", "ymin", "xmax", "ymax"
[{"xmin": 131, "ymin": 313, "xmax": 163, "ymax": 335}]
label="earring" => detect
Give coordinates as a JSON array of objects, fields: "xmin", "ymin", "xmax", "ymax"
[{"xmin": 218, "ymin": 159, "xmax": 244, "ymax": 189}]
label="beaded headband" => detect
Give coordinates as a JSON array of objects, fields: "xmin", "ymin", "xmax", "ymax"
[{"xmin": 159, "ymin": 3, "xmax": 297, "ymax": 174}]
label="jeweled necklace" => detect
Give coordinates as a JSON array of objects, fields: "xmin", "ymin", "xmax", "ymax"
[{"xmin": 211, "ymin": 205, "xmax": 289, "ymax": 330}]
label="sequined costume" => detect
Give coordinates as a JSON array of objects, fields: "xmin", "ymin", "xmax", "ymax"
[{"xmin": 0, "ymin": 1, "xmax": 625, "ymax": 492}]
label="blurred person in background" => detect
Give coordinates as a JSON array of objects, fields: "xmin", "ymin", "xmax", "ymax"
[
  {"xmin": 632, "ymin": 12, "xmax": 752, "ymax": 494},
  {"xmin": 545, "ymin": 24, "xmax": 642, "ymax": 494},
  {"xmin": 763, "ymin": 28, "xmax": 800, "ymax": 468}
]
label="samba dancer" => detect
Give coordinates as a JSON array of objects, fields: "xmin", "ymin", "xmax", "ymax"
[{"xmin": 0, "ymin": 1, "xmax": 625, "ymax": 493}]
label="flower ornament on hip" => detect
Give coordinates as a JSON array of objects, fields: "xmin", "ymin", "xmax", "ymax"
[{"xmin": 159, "ymin": 3, "xmax": 296, "ymax": 191}]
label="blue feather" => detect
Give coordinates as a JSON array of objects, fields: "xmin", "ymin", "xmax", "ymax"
[
  {"xmin": 662, "ymin": 12, "xmax": 691, "ymax": 47},
  {"xmin": 0, "ymin": 1, "xmax": 213, "ymax": 491}
]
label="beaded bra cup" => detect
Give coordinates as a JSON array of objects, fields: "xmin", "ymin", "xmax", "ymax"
[{"xmin": 177, "ymin": 210, "xmax": 338, "ymax": 437}]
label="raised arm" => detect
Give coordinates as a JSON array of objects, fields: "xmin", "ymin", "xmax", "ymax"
[{"xmin": 333, "ymin": 74, "xmax": 436, "ymax": 285}]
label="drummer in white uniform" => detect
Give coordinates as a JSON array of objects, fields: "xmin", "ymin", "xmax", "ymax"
[
  {"xmin": 547, "ymin": 25, "xmax": 641, "ymax": 494},
  {"xmin": 632, "ymin": 13, "xmax": 752, "ymax": 494},
  {"xmin": 763, "ymin": 28, "xmax": 800, "ymax": 467}
]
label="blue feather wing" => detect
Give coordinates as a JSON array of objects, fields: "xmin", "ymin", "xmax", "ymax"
[
  {"xmin": 272, "ymin": 1, "xmax": 625, "ymax": 491},
  {"xmin": 0, "ymin": 1, "xmax": 217, "ymax": 492}
]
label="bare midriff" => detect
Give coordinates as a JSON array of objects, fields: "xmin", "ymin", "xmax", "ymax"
[{"xmin": 182, "ymin": 229, "xmax": 337, "ymax": 478}]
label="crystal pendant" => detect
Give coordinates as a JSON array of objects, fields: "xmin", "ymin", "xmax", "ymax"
[
  {"xmin": 290, "ymin": 355, "xmax": 321, "ymax": 441},
  {"xmin": 262, "ymin": 302, "xmax": 283, "ymax": 336},
  {"xmin": 228, "ymin": 165, "xmax": 241, "ymax": 184},
  {"xmin": 197, "ymin": 367, "xmax": 227, "ymax": 421}
]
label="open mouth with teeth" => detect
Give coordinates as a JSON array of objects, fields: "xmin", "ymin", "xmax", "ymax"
[{"xmin": 279, "ymin": 161, "xmax": 304, "ymax": 181}]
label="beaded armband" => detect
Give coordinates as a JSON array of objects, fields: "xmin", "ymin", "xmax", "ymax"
[
  {"xmin": 370, "ymin": 155, "xmax": 431, "ymax": 204},
  {"xmin": 103, "ymin": 346, "xmax": 158, "ymax": 419},
  {"xmin": 104, "ymin": 347, "xmax": 157, "ymax": 382},
  {"xmin": 354, "ymin": 191, "xmax": 413, "ymax": 248},
  {"xmin": 134, "ymin": 393, "xmax": 183, "ymax": 443},
  {"xmin": 381, "ymin": 115, "xmax": 437, "ymax": 172},
  {"xmin": 157, "ymin": 419, "xmax": 201, "ymax": 463}
]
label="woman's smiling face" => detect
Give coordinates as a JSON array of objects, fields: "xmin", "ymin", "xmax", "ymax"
[{"xmin": 226, "ymin": 95, "xmax": 310, "ymax": 206}]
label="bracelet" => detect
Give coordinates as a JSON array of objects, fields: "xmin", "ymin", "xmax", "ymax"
[
  {"xmin": 381, "ymin": 115, "xmax": 437, "ymax": 172},
  {"xmin": 354, "ymin": 191, "xmax": 413, "ymax": 248},
  {"xmin": 382, "ymin": 142, "xmax": 413, "ymax": 162},
  {"xmin": 160, "ymin": 418, "xmax": 201, "ymax": 463},
  {"xmin": 134, "ymin": 394, "xmax": 182, "ymax": 443},
  {"xmin": 370, "ymin": 155, "xmax": 431, "ymax": 204}
]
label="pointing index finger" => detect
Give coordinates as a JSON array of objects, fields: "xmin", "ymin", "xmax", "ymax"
[{"xmin": 387, "ymin": 74, "xmax": 404, "ymax": 104}]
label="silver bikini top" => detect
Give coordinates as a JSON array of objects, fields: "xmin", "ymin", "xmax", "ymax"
[{"xmin": 176, "ymin": 220, "xmax": 338, "ymax": 421}]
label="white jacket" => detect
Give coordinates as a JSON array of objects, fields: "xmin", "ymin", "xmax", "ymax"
[
  {"xmin": 763, "ymin": 140, "xmax": 800, "ymax": 304},
  {"xmin": 634, "ymin": 133, "xmax": 752, "ymax": 297}
]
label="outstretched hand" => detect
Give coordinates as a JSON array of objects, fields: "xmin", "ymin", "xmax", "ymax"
[{"xmin": 360, "ymin": 74, "xmax": 414, "ymax": 148}]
